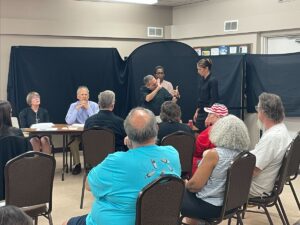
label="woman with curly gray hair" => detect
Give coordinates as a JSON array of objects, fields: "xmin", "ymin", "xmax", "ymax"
[{"xmin": 181, "ymin": 114, "xmax": 250, "ymax": 224}]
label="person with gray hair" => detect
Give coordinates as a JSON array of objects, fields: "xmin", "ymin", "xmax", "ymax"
[
  {"xmin": 157, "ymin": 101, "xmax": 193, "ymax": 144},
  {"xmin": 181, "ymin": 114, "xmax": 250, "ymax": 223},
  {"xmin": 65, "ymin": 86, "xmax": 99, "ymax": 175},
  {"xmin": 19, "ymin": 91, "xmax": 51, "ymax": 154},
  {"xmin": 63, "ymin": 107, "xmax": 181, "ymax": 225},
  {"xmin": 0, "ymin": 205, "xmax": 33, "ymax": 225},
  {"xmin": 250, "ymin": 92, "xmax": 291, "ymax": 197},
  {"xmin": 140, "ymin": 74, "xmax": 176, "ymax": 116},
  {"xmin": 84, "ymin": 90, "xmax": 127, "ymax": 151}
]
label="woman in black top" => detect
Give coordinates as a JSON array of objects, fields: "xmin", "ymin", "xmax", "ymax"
[
  {"xmin": 158, "ymin": 101, "xmax": 193, "ymax": 144},
  {"xmin": 19, "ymin": 92, "xmax": 51, "ymax": 154},
  {"xmin": 0, "ymin": 100, "xmax": 23, "ymax": 138},
  {"xmin": 193, "ymin": 59, "xmax": 219, "ymax": 132}
]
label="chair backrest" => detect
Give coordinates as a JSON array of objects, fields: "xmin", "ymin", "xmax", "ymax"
[
  {"xmin": 161, "ymin": 131, "xmax": 195, "ymax": 175},
  {"xmin": 287, "ymin": 132, "xmax": 300, "ymax": 179},
  {"xmin": 0, "ymin": 136, "xmax": 31, "ymax": 200},
  {"xmin": 272, "ymin": 138, "xmax": 298, "ymax": 196},
  {"xmin": 219, "ymin": 151, "xmax": 256, "ymax": 220},
  {"xmin": 135, "ymin": 175, "xmax": 185, "ymax": 225},
  {"xmin": 5, "ymin": 151, "xmax": 56, "ymax": 213},
  {"xmin": 82, "ymin": 127, "xmax": 115, "ymax": 170}
]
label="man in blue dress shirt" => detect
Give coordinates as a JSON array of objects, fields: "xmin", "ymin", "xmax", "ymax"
[{"xmin": 65, "ymin": 86, "xmax": 99, "ymax": 175}]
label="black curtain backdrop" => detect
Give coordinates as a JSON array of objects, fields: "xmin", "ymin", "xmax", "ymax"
[
  {"xmin": 125, "ymin": 41, "xmax": 199, "ymax": 122},
  {"xmin": 7, "ymin": 46, "xmax": 126, "ymax": 122},
  {"xmin": 198, "ymin": 55, "xmax": 244, "ymax": 117},
  {"xmin": 9, "ymin": 42, "xmax": 300, "ymax": 124},
  {"xmin": 246, "ymin": 52, "xmax": 300, "ymax": 116}
]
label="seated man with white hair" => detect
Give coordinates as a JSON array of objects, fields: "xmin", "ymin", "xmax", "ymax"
[
  {"xmin": 84, "ymin": 90, "xmax": 127, "ymax": 151},
  {"xmin": 63, "ymin": 107, "xmax": 181, "ymax": 225},
  {"xmin": 250, "ymin": 92, "xmax": 291, "ymax": 197}
]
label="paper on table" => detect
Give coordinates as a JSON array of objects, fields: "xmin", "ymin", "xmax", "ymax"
[
  {"xmin": 71, "ymin": 123, "xmax": 84, "ymax": 128},
  {"xmin": 31, "ymin": 123, "xmax": 54, "ymax": 129}
]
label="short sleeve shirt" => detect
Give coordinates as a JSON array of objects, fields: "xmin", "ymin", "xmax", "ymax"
[
  {"xmin": 86, "ymin": 145, "xmax": 181, "ymax": 225},
  {"xmin": 250, "ymin": 123, "xmax": 291, "ymax": 196}
]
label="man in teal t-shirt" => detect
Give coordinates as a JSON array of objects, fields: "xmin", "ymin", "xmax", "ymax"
[{"xmin": 63, "ymin": 107, "xmax": 181, "ymax": 225}]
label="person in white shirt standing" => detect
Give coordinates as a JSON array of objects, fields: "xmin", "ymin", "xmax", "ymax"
[
  {"xmin": 250, "ymin": 92, "xmax": 291, "ymax": 197},
  {"xmin": 154, "ymin": 65, "xmax": 180, "ymax": 98}
]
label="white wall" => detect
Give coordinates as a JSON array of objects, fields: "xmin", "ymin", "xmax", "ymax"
[
  {"xmin": 172, "ymin": 0, "xmax": 300, "ymax": 39},
  {"xmin": 0, "ymin": 0, "xmax": 172, "ymax": 99}
]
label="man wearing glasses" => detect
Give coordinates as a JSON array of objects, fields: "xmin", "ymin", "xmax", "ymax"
[{"xmin": 250, "ymin": 92, "xmax": 291, "ymax": 197}]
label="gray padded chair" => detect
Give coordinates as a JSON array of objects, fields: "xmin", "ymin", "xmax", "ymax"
[
  {"xmin": 285, "ymin": 132, "xmax": 300, "ymax": 210},
  {"xmin": 247, "ymin": 139, "xmax": 297, "ymax": 225},
  {"xmin": 181, "ymin": 151, "xmax": 256, "ymax": 225},
  {"xmin": 161, "ymin": 131, "xmax": 195, "ymax": 179},
  {"xmin": 135, "ymin": 175, "xmax": 185, "ymax": 225},
  {"xmin": 4, "ymin": 151, "xmax": 56, "ymax": 225},
  {"xmin": 0, "ymin": 136, "xmax": 31, "ymax": 200},
  {"xmin": 80, "ymin": 127, "xmax": 115, "ymax": 209}
]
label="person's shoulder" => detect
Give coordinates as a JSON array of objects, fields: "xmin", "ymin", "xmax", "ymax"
[
  {"xmin": 178, "ymin": 122, "xmax": 192, "ymax": 131},
  {"xmin": 39, "ymin": 107, "xmax": 48, "ymax": 113},
  {"xmin": 89, "ymin": 101, "xmax": 98, "ymax": 106},
  {"xmin": 203, "ymin": 148, "xmax": 219, "ymax": 161},
  {"xmin": 19, "ymin": 107, "xmax": 30, "ymax": 114},
  {"xmin": 265, "ymin": 123, "xmax": 289, "ymax": 138},
  {"xmin": 158, "ymin": 145, "xmax": 178, "ymax": 153},
  {"xmin": 163, "ymin": 80, "xmax": 173, "ymax": 85},
  {"xmin": 84, "ymin": 113, "xmax": 97, "ymax": 124},
  {"xmin": 68, "ymin": 101, "xmax": 77, "ymax": 107}
]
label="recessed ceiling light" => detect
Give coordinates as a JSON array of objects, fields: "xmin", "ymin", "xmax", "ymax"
[{"xmin": 97, "ymin": 0, "xmax": 158, "ymax": 4}]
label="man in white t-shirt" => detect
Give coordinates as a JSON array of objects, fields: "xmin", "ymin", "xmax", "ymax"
[{"xmin": 250, "ymin": 92, "xmax": 291, "ymax": 197}]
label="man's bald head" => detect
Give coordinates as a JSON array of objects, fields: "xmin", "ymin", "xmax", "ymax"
[{"xmin": 124, "ymin": 107, "xmax": 158, "ymax": 145}]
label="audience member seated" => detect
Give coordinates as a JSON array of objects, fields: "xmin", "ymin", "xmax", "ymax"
[
  {"xmin": 63, "ymin": 107, "xmax": 181, "ymax": 225},
  {"xmin": 65, "ymin": 86, "xmax": 99, "ymax": 175},
  {"xmin": 19, "ymin": 91, "xmax": 51, "ymax": 154},
  {"xmin": 0, "ymin": 205, "xmax": 33, "ymax": 225},
  {"xmin": 1, "ymin": 100, "xmax": 32, "ymax": 200},
  {"xmin": 84, "ymin": 90, "xmax": 127, "ymax": 151},
  {"xmin": 140, "ymin": 74, "xmax": 175, "ymax": 117},
  {"xmin": 181, "ymin": 115, "xmax": 250, "ymax": 224},
  {"xmin": 154, "ymin": 65, "xmax": 180, "ymax": 98},
  {"xmin": 250, "ymin": 92, "xmax": 291, "ymax": 197},
  {"xmin": 0, "ymin": 100, "xmax": 23, "ymax": 138},
  {"xmin": 157, "ymin": 101, "xmax": 193, "ymax": 144},
  {"xmin": 192, "ymin": 103, "xmax": 228, "ymax": 174}
]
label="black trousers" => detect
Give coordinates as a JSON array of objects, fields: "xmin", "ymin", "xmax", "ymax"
[
  {"xmin": 195, "ymin": 111, "xmax": 208, "ymax": 133},
  {"xmin": 181, "ymin": 189, "xmax": 222, "ymax": 220}
]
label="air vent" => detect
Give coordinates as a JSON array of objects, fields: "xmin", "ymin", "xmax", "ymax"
[
  {"xmin": 147, "ymin": 27, "xmax": 163, "ymax": 38},
  {"xmin": 224, "ymin": 20, "xmax": 238, "ymax": 32}
]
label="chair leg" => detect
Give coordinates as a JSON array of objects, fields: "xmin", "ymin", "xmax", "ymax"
[
  {"xmin": 236, "ymin": 212, "xmax": 244, "ymax": 225},
  {"xmin": 34, "ymin": 217, "xmax": 38, "ymax": 225},
  {"xmin": 49, "ymin": 213, "xmax": 53, "ymax": 225},
  {"xmin": 227, "ymin": 218, "xmax": 232, "ymax": 225},
  {"xmin": 275, "ymin": 202, "xmax": 287, "ymax": 225},
  {"xmin": 288, "ymin": 180, "xmax": 300, "ymax": 210},
  {"xmin": 277, "ymin": 197, "xmax": 290, "ymax": 225},
  {"xmin": 80, "ymin": 173, "xmax": 87, "ymax": 209},
  {"xmin": 260, "ymin": 205, "xmax": 274, "ymax": 225}
]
